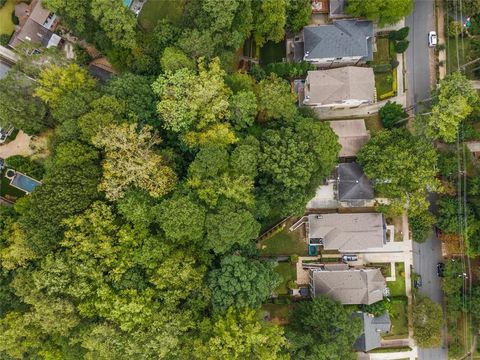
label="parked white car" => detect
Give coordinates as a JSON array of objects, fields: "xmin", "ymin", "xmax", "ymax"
[{"xmin": 428, "ymin": 31, "xmax": 437, "ymax": 47}]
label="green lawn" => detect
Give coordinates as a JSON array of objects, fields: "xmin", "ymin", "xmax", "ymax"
[
  {"xmin": 384, "ymin": 297, "xmax": 409, "ymax": 339},
  {"xmin": 0, "ymin": 0, "xmax": 15, "ymax": 36},
  {"xmin": 260, "ymin": 40, "xmax": 286, "ymax": 66},
  {"xmin": 388, "ymin": 263, "xmax": 406, "ymax": 297},
  {"xmin": 259, "ymin": 229, "xmax": 308, "ymax": 256},
  {"xmin": 375, "ymin": 72, "xmax": 394, "ymax": 98},
  {"xmin": 138, "ymin": 0, "xmax": 186, "ymax": 31},
  {"xmin": 446, "ymin": 36, "xmax": 473, "ymax": 76},
  {"xmin": 373, "ymin": 37, "xmax": 391, "ymax": 63},
  {"xmin": 273, "ymin": 262, "xmax": 296, "ymax": 295}
]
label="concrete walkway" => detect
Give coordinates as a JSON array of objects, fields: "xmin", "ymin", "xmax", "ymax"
[
  {"xmin": 368, "ymin": 347, "xmax": 418, "ymax": 360},
  {"xmin": 0, "ymin": 131, "xmax": 33, "ymax": 158},
  {"xmin": 436, "ymin": 0, "xmax": 447, "ymax": 80}
]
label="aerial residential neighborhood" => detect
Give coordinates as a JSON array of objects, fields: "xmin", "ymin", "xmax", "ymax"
[{"xmin": 0, "ymin": 0, "xmax": 479, "ymax": 359}]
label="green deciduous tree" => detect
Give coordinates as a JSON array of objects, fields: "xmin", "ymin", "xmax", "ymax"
[
  {"xmin": 0, "ymin": 71, "xmax": 48, "ymax": 134},
  {"xmin": 229, "ymin": 90, "xmax": 258, "ymax": 130},
  {"xmin": 153, "ymin": 58, "xmax": 236, "ymax": 147},
  {"xmin": 157, "ymin": 193, "xmax": 207, "ymax": 244},
  {"xmin": 90, "ymin": 0, "xmax": 137, "ymax": 49},
  {"xmin": 160, "ymin": 47, "xmax": 195, "ymax": 73},
  {"xmin": 34, "ymin": 63, "xmax": 98, "ymax": 122},
  {"xmin": 259, "ymin": 117, "xmax": 339, "ymax": 215},
  {"xmin": 286, "ymin": 0, "xmax": 312, "ymax": 32},
  {"xmin": 253, "ymin": 0, "xmax": 286, "ymax": 47},
  {"xmin": 413, "ymin": 296, "xmax": 443, "ymax": 348},
  {"xmin": 92, "ymin": 123, "xmax": 177, "ymax": 200},
  {"xmin": 409, "ymin": 210, "xmax": 435, "ymax": 243},
  {"xmin": 357, "ymin": 129, "xmax": 439, "ymax": 216},
  {"xmin": 208, "ymin": 255, "xmax": 279, "ymax": 312},
  {"xmin": 379, "ymin": 101, "xmax": 407, "ymax": 128},
  {"xmin": 346, "ymin": 0, "xmax": 413, "ymax": 26},
  {"xmin": 287, "ymin": 296, "xmax": 362, "ymax": 359},
  {"xmin": 205, "ymin": 200, "xmax": 260, "ymax": 254},
  {"xmin": 427, "ymin": 72, "xmax": 479, "ymax": 142},
  {"xmin": 256, "ymin": 74, "xmax": 297, "ymax": 121},
  {"xmin": 193, "ymin": 307, "xmax": 288, "ymax": 360},
  {"xmin": 105, "ymin": 73, "xmax": 158, "ymax": 126}
]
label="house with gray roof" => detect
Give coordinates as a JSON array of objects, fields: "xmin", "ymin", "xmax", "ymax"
[
  {"xmin": 337, "ymin": 163, "xmax": 374, "ymax": 201},
  {"xmin": 308, "ymin": 213, "xmax": 386, "ymax": 252},
  {"xmin": 301, "ymin": 20, "xmax": 374, "ymax": 66},
  {"xmin": 309, "ymin": 268, "xmax": 386, "ymax": 305},
  {"xmin": 9, "ymin": 0, "xmax": 60, "ymax": 50},
  {"xmin": 353, "ymin": 312, "xmax": 391, "ymax": 352},
  {"xmin": 303, "ymin": 67, "xmax": 375, "ymax": 108},
  {"xmin": 329, "ymin": 120, "xmax": 370, "ymax": 158}
]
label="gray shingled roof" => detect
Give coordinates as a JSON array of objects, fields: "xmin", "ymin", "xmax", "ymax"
[
  {"xmin": 337, "ymin": 163, "xmax": 374, "ymax": 201},
  {"xmin": 329, "ymin": 0, "xmax": 348, "ymax": 17},
  {"xmin": 353, "ymin": 312, "xmax": 391, "ymax": 352},
  {"xmin": 308, "ymin": 213, "xmax": 386, "ymax": 252},
  {"xmin": 303, "ymin": 20, "xmax": 374, "ymax": 60},
  {"xmin": 310, "ymin": 268, "xmax": 386, "ymax": 305}
]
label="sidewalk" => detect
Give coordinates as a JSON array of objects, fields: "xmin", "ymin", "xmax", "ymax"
[{"xmin": 436, "ymin": 0, "xmax": 447, "ymax": 80}]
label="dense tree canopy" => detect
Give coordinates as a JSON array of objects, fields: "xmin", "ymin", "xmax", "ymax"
[
  {"xmin": 208, "ymin": 255, "xmax": 279, "ymax": 312},
  {"xmin": 346, "ymin": 0, "xmax": 413, "ymax": 26},
  {"xmin": 413, "ymin": 296, "xmax": 443, "ymax": 348},
  {"xmin": 286, "ymin": 296, "xmax": 362, "ymax": 359},
  {"xmin": 357, "ymin": 129, "xmax": 439, "ymax": 215}
]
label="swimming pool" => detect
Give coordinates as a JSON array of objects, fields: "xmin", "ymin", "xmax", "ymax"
[
  {"xmin": 10, "ymin": 172, "xmax": 41, "ymax": 193},
  {"xmin": 123, "ymin": 0, "xmax": 133, "ymax": 7}
]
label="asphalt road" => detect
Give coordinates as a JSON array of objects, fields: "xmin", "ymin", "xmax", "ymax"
[{"xmin": 405, "ymin": 0, "xmax": 436, "ymax": 112}]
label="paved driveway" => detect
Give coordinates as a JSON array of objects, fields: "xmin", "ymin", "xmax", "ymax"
[{"xmin": 405, "ymin": 0, "xmax": 435, "ymax": 112}]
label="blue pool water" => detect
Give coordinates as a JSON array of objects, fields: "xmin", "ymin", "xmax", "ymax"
[
  {"xmin": 123, "ymin": 0, "xmax": 133, "ymax": 7},
  {"xmin": 308, "ymin": 245, "xmax": 318, "ymax": 256},
  {"xmin": 10, "ymin": 173, "xmax": 41, "ymax": 193}
]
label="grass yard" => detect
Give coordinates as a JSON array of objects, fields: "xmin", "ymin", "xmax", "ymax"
[
  {"xmin": 388, "ymin": 263, "xmax": 406, "ymax": 297},
  {"xmin": 375, "ymin": 72, "xmax": 395, "ymax": 98},
  {"xmin": 262, "ymin": 303, "xmax": 294, "ymax": 325},
  {"xmin": 446, "ymin": 36, "xmax": 471, "ymax": 75},
  {"xmin": 0, "ymin": 0, "xmax": 15, "ymax": 36},
  {"xmin": 260, "ymin": 40, "xmax": 286, "ymax": 66},
  {"xmin": 259, "ymin": 229, "xmax": 308, "ymax": 256},
  {"xmin": 384, "ymin": 297, "xmax": 409, "ymax": 339},
  {"xmin": 373, "ymin": 37, "xmax": 391, "ymax": 63},
  {"xmin": 138, "ymin": 0, "xmax": 186, "ymax": 31},
  {"xmin": 273, "ymin": 262, "xmax": 297, "ymax": 295}
]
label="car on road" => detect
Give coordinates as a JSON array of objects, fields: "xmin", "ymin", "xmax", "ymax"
[
  {"xmin": 428, "ymin": 31, "xmax": 437, "ymax": 47},
  {"xmin": 342, "ymin": 254, "xmax": 358, "ymax": 262},
  {"xmin": 437, "ymin": 262, "xmax": 445, "ymax": 277}
]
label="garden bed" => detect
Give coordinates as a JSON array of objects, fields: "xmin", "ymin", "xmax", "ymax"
[
  {"xmin": 368, "ymin": 262, "xmax": 392, "ymax": 277},
  {"xmin": 262, "ymin": 303, "xmax": 294, "ymax": 325},
  {"xmin": 371, "ymin": 36, "xmax": 397, "ymax": 99}
]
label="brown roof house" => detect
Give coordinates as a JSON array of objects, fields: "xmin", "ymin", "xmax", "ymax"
[
  {"xmin": 9, "ymin": 0, "xmax": 60, "ymax": 50},
  {"xmin": 309, "ymin": 268, "xmax": 387, "ymax": 305},
  {"xmin": 303, "ymin": 67, "xmax": 375, "ymax": 108},
  {"xmin": 308, "ymin": 213, "xmax": 386, "ymax": 252},
  {"xmin": 329, "ymin": 119, "xmax": 370, "ymax": 158}
]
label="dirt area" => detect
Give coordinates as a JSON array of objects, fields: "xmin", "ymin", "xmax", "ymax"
[
  {"xmin": 387, "ymin": 216, "xmax": 404, "ymax": 241},
  {"xmin": 0, "ymin": 131, "xmax": 33, "ymax": 158}
]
